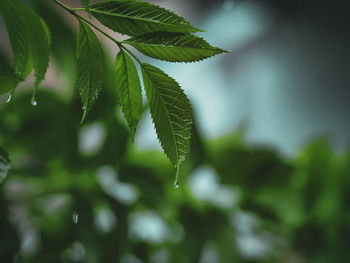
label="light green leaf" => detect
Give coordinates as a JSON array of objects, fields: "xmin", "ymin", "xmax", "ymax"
[
  {"xmin": 115, "ymin": 49, "xmax": 142, "ymax": 141},
  {"xmin": 0, "ymin": 147, "xmax": 10, "ymax": 184},
  {"xmin": 89, "ymin": 0, "xmax": 200, "ymax": 36},
  {"xmin": 124, "ymin": 32, "xmax": 228, "ymax": 62},
  {"xmin": 0, "ymin": 63, "xmax": 21, "ymax": 95},
  {"xmin": 76, "ymin": 21, "xmax": 104, "ymax": 122},
  {"xmin": 0, "ymin": 0, "xmax": 50, "ymax": 99},
  {"xmin": 141, "ymin": 63, "xmax": 192, "ymax": 171}
]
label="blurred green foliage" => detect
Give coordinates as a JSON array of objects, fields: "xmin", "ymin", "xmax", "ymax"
[{"xmin": 1, "ymin": 1, "xmax": 350, "ymax": 263}]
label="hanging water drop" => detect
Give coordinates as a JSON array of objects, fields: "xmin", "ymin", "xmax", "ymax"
[
  {"xmin": 6, "ymin": 94, "xmax": 12, "ymax": 103},
  {"xmin": 72, "ymin": 212, "xmax": 79, "ymax": 224},
  {"xmin": 173, "ymin": 165, "xmax": 180, "ymax": 189},
  {"xmin": 31, "ymin": 89, "xmax": 38, "ymax": 107},
  {"xmin": 6, "ymin": 89, "xmax": 15, "ymax": 103}
]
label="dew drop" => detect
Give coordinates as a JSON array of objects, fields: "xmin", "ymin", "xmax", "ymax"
[
  {"xmin": 31, "ymin": 100, "xmax": 37, "ymax": 106},
  {"xmin": 6, "ymin": 89, "xmax": 15, "ymax": 103},
  {"xmin": 173, "ymin": 166, "xmax": 180, "ymax": 189},
  {"xmin": 72, "ymin": 212, "xmax": 79, "ymax": 224},
  {"xmin": 6, "ymin": 94, "xmax": 12, "ymax": 103}
]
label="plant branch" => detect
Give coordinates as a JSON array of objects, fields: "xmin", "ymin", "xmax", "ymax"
[
  {"xmin": 120, "ymin": 45, "xmax": 143, "ymax": 65},
  {"xmin": 51, "ymin": 0, "xmax": 121, "ymax": 45},
  {"xmin": 71, "ymin": 8, "xmax": 87, "ymax": 11},
  {"xmin": 51, "ymin": 0, "xmax": 73, "ymax": 12},
  {"xmin": 51, "ymin": 1, "xmax": 144, "ymax": 71}
]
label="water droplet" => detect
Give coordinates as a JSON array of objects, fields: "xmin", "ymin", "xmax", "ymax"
[
  {"xmin": 6, "ymin": 89, "xmax": 15, "ymax": 103},
  {"xmin": 72, "ymin": 212, "xmax": 79, "ymax": 224},
  {"xmin": 173, "ymin": 166, "xmax": 180, "ymax": 189},
  {"xmin": 31, "ymin": 100, "xmax": 37, "ymax": 106},
  {"xmin": 6, "ymin": 94, "xmax": 12, "ymax": 103}
]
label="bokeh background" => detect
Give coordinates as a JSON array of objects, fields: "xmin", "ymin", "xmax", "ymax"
[{"xmin": 1, "ymin": 0, "xmax": 350, "ymax": 262}]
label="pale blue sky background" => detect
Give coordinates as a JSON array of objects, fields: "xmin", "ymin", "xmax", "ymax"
[{"xmin": 135, "ymin": 0, "xmax": 350, "ymax": 157}]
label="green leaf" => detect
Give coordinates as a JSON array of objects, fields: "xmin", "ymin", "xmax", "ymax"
[
  {"xmin": 76, "ymin": 21, "xmax": 104, "ymax": 122},
  {"xmin": 123, "ymin": 32, "xmax": 228, "ymax": 62},
  {"xmin": 80, "ymin": 0, "xmax": 90, "ymax": 14},
  {"xmin": 0, "ymin": 0, "xmax": 50, "ymax": 99},
  {"xmin": 0, "ymin": 63, "xmax": 21, "ymax": 95},
  {"xmin": 0, "ymin": 0, "xmax": 32, "ymax": 79},
  {"xmin": 141, "ymin": 63, "xmax": 192, "ymax": 171},
  {"xmin": 29, "ymin": 13, "xmax": 51, "ymax": 104},
  {"xmin": 89, "ymin": 0, "xmax": 200, "ymax": 36},
  {"xmin": 0, "ymin": 147, "xmax": 10, "ymax": 184},
  {"xmin": 115, "ymin": 49, "xmax": 142, "ymax": 141},
  {"xmin": 80, "ymin": 0, "xmax": 90, "ymax": 8}
]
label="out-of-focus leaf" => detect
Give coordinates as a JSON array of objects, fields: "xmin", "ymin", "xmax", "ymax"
[
  {"xmin": 0, "ymin": 0, "xmax": 31, "ymax": 79},
  {"xmin": 76, "ymin": 21, "xmax": 104, "ymax": 121},
  {"xmin": 89, "ymin": 0, "xmax": 200, "ymax": 36},
  {"xmin": 0, "ymin": 147, "xmax": 10, "ymax": 183},
  {"xmin": 0, "ymin": 0, "xmax": 50, "ymax": 98},
  {"xmin": 80, "ymin": 0, "xmax": 90, "ymax": 8},
  {"xmin": 0, "ymin": 63, "xmax": 21, "ymax": 95}
]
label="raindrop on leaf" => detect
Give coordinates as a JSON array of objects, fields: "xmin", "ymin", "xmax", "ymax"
[
  {"xmin": 6, "ymin": 94, "xmax": 12, "ymax": 103},
  {"xmin": 6, "ymin": 89, "xmax": 15, "ymax": 103},
  {"xmin": 72, "ymin": 212, "xmax": 79, "ymax": 224}
]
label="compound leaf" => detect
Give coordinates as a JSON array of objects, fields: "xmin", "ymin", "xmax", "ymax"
[
  {"xmin": 115, "ymin": 49, "xmax": 142, "ymax": 141},
  {"xmin": 141, "ymin": 63, "xmax": 192, "ymax": 170},
  {"xmin": 124, "ymin": 32, "xmax": 228, "ymax": 62},
  {"xmin": 76, "ymin": 21, "xmax": 104, "ymax": 122},
  {"xmin": 89, "ymin": 0, "xmax": 200, "ymax": 36}
]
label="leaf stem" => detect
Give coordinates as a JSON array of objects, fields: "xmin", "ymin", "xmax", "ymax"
[
  {"xmin": 51, "ymin": 0, "xmax": 121, "ymax": 45},
  {"xmin": 51, "ymin": 0, "xmax": 73, "ymax": 12},
  {"xmin": 71, "ymin": 8, "xmax": 87, "ymax": 11},
  {"xmin": 120, "ymin": 45, "xmax": 143, "ymax": 65},
  {"xmin": 51, "ymin": 0, "xmax": 143, "ymax": 66}
]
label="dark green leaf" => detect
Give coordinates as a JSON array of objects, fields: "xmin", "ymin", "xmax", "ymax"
[
  {"xmin": 0, "ymin": 63, "xmax": 21, "ymax": 95},
  {"xmin": 28, "ymin": 12, "xmax": 51, "ymax": 102},
  {"xmin": 141, "ymin": 63, "xmax": 192, "ymax": 170},
  {"xmin": 76, "ymin": 21, "xmax": 104, "ymax": 121},
  {"xmin": 0, "ymin": 147, "xmax": 10, "ymax": 183},
  {"xmin": 28, "ymin": 0, "xmax": 76, "ymax": 83},
  {"xmin": 80, "ymin": 0, "xmax": 90, "ymax": 8},
  {"xmin": 0, "ymin": 0, "xmax": 32, "ymax": 79},
  {"xmin": 115, "ymin": 49, "xmax": 142, "ymax": 141},
  {"xmin": 89, "ymin": 0, "xmax": 200, "ymax": 36},
  {"xmin": 0, "ymin": 0, "xmax": 50, "ymax": 99},
  {"xmin": 124, "ymin": 32, "xmax": 228, "ymax": 62}
]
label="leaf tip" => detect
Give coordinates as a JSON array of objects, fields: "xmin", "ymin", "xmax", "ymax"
[
  {"xmin": 130, "ymin": 125, "xmax": 137, "ymax": 143},
  {"xmin": 80, "ymin": 108, "xmax": 88, "ymax": 124},
  {"xmin": 196, "ymin": 28, "xmax": 206, "ymax": 33},
  {"xmin": 173, "ymin": 164, "xmax": 180, "ymax": 189}
]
